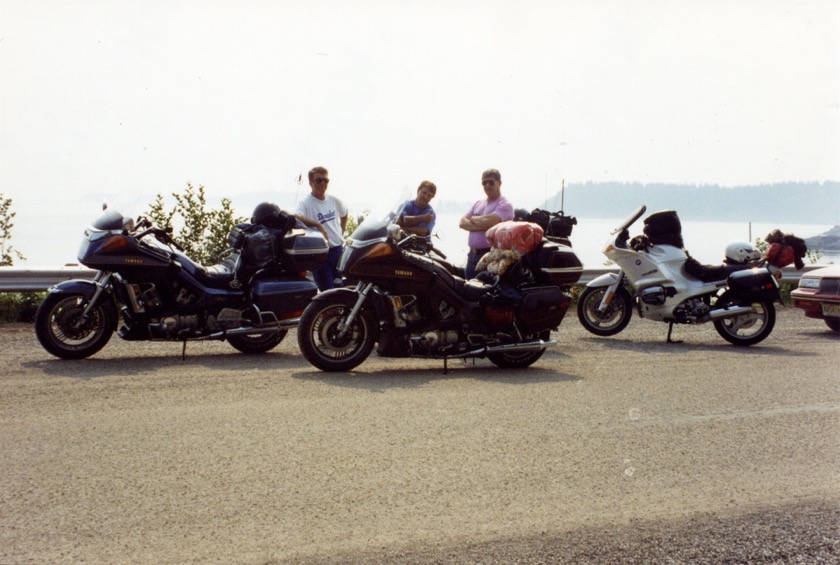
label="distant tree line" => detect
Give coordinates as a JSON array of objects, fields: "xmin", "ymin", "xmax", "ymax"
[{"xmin": 554, "ymin": 181, "xmax": 840, "ymax": 224}]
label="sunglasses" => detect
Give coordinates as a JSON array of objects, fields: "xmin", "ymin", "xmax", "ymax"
[
  {"xmin": 313, "ymin": 178, "xmax": 330, "ymax": 185},
  {"xmin": 482, "ymin": 179, "xmax": 497, "ymax": 186}
]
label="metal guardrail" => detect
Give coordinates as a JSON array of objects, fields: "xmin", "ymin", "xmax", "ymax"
[
  {"xmin": 0, "ymin": 266, "xmax": 98, "ymax": 292},
  {"xmin": 0, "ymin": 264, "xmax": 824, "ymax": 293}
]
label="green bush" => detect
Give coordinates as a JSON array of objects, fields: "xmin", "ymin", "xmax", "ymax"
[
  {"xmin": 147, "ymin": 182, "xmax": 246, "ymax": 265},
  {"xmin": 0, "ymin": 291, "xmax": 45, "ymax": 323}
]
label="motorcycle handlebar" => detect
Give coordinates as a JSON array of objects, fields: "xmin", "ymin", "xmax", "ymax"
[
  {"xmin": 133, "ymin": 221, "xmax": 184, "ymax": 252},
  {"xmin": 397, "ymin": 233, "xmax": 447, "ymax": 259}
]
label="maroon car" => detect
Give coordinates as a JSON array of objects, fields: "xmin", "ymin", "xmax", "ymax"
[{"xmin": 791, "ymin": 265, "xmax": 840, "ymax": 332}]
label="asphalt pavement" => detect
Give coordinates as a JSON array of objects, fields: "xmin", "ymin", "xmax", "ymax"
[{"xmin": 1, "ymin": 308, "xmax": 838, "ymax": 564}]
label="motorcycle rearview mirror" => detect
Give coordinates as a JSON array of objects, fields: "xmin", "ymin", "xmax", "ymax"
[{"xmin": 387, "ymin": 222, "xmax": 404, "ymax": 240}]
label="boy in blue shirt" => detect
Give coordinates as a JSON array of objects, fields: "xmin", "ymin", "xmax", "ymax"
[{"xmin": 397, "ymin": 180, "xmax": 437, "ymax": 237}]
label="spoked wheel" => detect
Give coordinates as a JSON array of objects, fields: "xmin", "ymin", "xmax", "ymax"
[
  {"xmin": 713, "ymin": 291, "xmax": 776, "ymax": 346},
  {"xmin": 487, "ymin": 330, "xmax": 550, "ymax": 369},
  {"xmin": 227, "ymin": 330, "xmax": 287, "ymax": 354},
  {"xmin": 297, "ymin": 300, "xmax": 378, "ymax": 372},
  {"xmin": 576, "ymin": 285, "xmax": 634, "ymax": 336},
  {"xmin": 35, "ymin": 293, "xmax": 117, "ymax": 359}
]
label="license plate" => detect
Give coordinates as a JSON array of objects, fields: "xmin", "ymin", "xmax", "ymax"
[{"xmin": 822, "ymin": 303, "xmax": 840, "ymax": 318}]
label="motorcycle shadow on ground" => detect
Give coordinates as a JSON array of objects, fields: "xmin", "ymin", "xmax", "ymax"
[
  {"xmin": 290, "ymin": 356, "xmax": 583, "ymax": 393},
  {"xmin": 26, "ymin": 349, "xmax": 316, "ymax": 380},
  {"xmin": 576, "ymin": 334, "xmax": 819, "ymax": 358}
]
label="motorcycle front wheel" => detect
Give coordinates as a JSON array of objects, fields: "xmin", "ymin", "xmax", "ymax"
[
  {"xmin": 35, "ymin": 293, "xmax": 118, "ymax": 359},
  {"xmin": 297, "ymin": 300, "xmax": 377, "ymax": 372},
  {"xmin": 712, "ymin": 291, "xmax": 776, "ymax": 346},
  {"xmin": 487, "ymin": 330, "xmax": 550, "ymax": 369},
  {"xmin": 577, "ymin": 285, "xmax": 633, "ymax": 336},
  {"xmin": 227, "ymin": 330, "xmax": 287, "ymax": 354}
]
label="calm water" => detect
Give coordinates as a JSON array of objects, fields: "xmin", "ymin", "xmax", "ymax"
[
  {"xmin": 429, "ymin": 214, "xmax": 837, "ymax": 268},
  {"xmin": 13, "ymin": 203, "xmax": 838, "ymax": 268}
]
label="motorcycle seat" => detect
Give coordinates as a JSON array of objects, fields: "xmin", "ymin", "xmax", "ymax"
[
  {"xmin": 460, "ymin": 279, "xmax": 496, "ymax": 301},
  {"xmin": 427, "ymin": 259, "xmax": 495, "ymax": 300},
  {"xmin": 683, "ymin": 256, "xmax": 752, "ymax": 283},
  {"xmin": 405, "ymin": 251, "xmax": 497, "ymax": 301},
  {"xmin": 190, "ymin": 264, "xmax": 238, "ymax": 289}
]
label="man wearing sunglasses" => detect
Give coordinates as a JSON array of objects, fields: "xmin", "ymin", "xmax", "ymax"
[
  {"xmin": 294, "ymin": 166, "xmax": 349, "ymax": 290},
  {"xmin": 459, "ymin": 168, "xmax": 514, "ymax": 279}
]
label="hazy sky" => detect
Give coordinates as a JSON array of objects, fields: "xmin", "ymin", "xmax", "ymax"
[{"xmin": 1, "ymin": 0, "xmax": 839, "ymax": 264}]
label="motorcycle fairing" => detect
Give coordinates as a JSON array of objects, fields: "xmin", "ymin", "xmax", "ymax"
[{"xmin": 608, "ymin": 243, "xmax": 733, "ymax": 322}]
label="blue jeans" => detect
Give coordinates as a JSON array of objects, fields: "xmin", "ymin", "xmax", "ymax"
[
  {"xmin": 465, "ymin": 249, "xmax": 489, "ymax": 280},
  {"xmin": 313, "ymin": 246, "xmax": 344, "ymax": 291}
]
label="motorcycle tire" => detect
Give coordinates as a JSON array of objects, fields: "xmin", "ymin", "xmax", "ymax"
[
  {"xmin": 35, "ymin": 292, "xmax": 118, "ymax": 360},
  {"xmin": 577, "ymin": 285, "xmax": 633, "ymax": 336},
  {"xmin": 487, "ymin": 330, "xmax": 550, "ymax": 369},
  {"xmin": 227, "ymin": 330, "xmax": 287, "ymax": 354},
  {"xmin": 712, "ymin": 291, "xmax": 776, "ymax": 346},
  {"xmin": 297, "ymin": 300, "xmax": 377, "ymax": 372}
]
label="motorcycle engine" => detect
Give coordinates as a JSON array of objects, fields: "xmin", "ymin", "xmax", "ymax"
[
  {"xmin": 153, "ymin": 315, "xmax": 200, "ymax": 337},
  {"xmin": 389, "ymin": 295, "xmax": 422, "ymax": 327},
  {"xmin": 674, "ymin": 298, "xmax": 710, "ymax": 323},
  {"xmin": 640, "ymin": 285, "xmax": 667, "ymax": 305},
  {"xmin": 411, "ymin": 330, "xmax": 460, "ymax": 354},
  {"xmin": 126, "ymin": 283, "xmax": 163, "ymax": 313}
]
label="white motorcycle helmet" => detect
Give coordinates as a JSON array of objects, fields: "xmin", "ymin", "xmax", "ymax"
[{"xmin": 724, "ymin": 240, "xmax": 761, "ymax": 264}]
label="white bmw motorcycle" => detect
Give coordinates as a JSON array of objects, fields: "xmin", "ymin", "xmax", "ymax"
[{"xmin": 577, "ymin": 205, "xmax": 783, "ymax": 346}]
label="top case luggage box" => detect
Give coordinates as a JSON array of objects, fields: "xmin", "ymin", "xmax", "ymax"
[
  {"xmin": 532, "ymin": 241, "xmax": 583, "ymax": 286},
  {"xmin": 281, "ymin": 229, "xmax": 329, "ymax": 271}
]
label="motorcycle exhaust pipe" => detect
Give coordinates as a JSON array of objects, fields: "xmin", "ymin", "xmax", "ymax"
[
  {"xmin": 451, "ymin": 338, "xmax": 557, "ymax": 359},
  {"xmin": 708, "ymin": 305, "xmax": 754, "ymax": 320},
  {"xmin": 225, "ymin": 318, "xmax": 302, "ymax": 335},
  {"xmin": 193, "ymin": 318, "xmax": 303, "ymax": 341}
]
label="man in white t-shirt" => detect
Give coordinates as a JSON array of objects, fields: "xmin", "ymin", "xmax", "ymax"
[{"xmin": 294, "ymin": 166, "xmax": 349, "ymax": 290}]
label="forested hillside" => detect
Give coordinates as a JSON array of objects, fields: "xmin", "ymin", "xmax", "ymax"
[{"xmin": 553, "ymin": 181, "xmax": 839, "ymax": 224}]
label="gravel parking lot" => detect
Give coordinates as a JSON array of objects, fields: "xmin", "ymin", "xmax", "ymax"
[{"xmin": 1, "ymin": 308, "xmax": 838, "ymax": 564}]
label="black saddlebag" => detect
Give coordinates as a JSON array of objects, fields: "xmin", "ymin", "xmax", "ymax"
[
  {"xmin": 251, "ymin": 277, "xmax": 318, "ymax": 319},
  {"xmin": 281, "ymin": 229, "xmax": 329, "ymax": 271},
  {"xmin": 727, "ymin": 267, "xmax": 780, "ymax": 301},
  {"xmin": 516, "ymin": 285, "xmax": 572, "ymax": 333},
  {"xmin": 643, "ymin": 210, "xmax": 684, "ymax": 248}
]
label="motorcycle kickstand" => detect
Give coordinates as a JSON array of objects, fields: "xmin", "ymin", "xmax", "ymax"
[
  {"xmin": 666, "ymin": 322, "xmax": 683, "ymax": 344},
  {"xmin": 181, "ymin": 340, "xmax": 187, "ymax": 360}
]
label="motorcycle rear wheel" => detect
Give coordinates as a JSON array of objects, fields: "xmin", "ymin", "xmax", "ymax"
[
  {"xmin": 297, "ymin": 300, "xmax": 377, "ymax": 372},
  {"xmin": 487, "ymin": 331, "xmax": 550, "ymax": 369},
  {"xmin": 35, "ymin": 293, "xmax": 117, "ymax": 359},
  {"xmin": 577, "ymin": 285, "xmax": 633, "ymax": 336},
  {"xmin": 712, "ymin": 291, "xmax": 776, "ymax": 346},
  {"xmin": 227, "ymin": 330, "xmax": 287, "ymax": 354}
]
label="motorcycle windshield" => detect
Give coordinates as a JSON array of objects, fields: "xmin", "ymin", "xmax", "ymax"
[
  {"xmin": 612, "ymin": 204, "xmax": 647, "ymax": 235},
  {"xmin": 91, "ymin": 209, "xmax": 128, "ymax": 231},
  {"xmin": 348, "ymin": 199, "xmax": 408, "ymax": 243}
]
